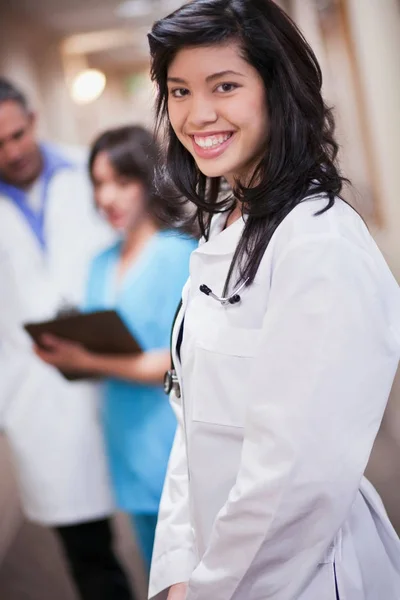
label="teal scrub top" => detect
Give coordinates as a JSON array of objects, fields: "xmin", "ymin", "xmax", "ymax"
[{"xmin": 84, "ymin": 230, "xmax": 196, "ymax": 513}]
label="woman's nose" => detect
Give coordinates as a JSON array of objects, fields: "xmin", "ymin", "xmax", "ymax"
[
  {"xmin": 187, "ymin": 95, "xmax": 218, "ymax": 129},
  {"xmin": 97, "ymin": 185, "xmax": 117, "ymax": 208}
]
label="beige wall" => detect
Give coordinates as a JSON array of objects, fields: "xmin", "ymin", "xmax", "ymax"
[
  {"xmin": 343, "ymin": 0, "xmax": 400, "ymax": 530},
  {"xmin": 345, "ymin": 0, "xmax": 400, "ymax": 273},
  {"xmin": 0, "ymin": 437, "xmax": 21, "ymax": 564},
  {"xmin": 66, "ymin": 67, "xmax": 155, "ymax": 146},
  {"xmin": 0, "ymin": 9, "xmax": 154, "ymax": 147},
  {"xmin": 0, "ymin": 9, "xmax": 79, "ymax": 144}
]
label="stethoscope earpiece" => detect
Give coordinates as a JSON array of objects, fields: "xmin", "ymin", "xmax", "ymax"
[{"xmin": 199, "ymin": 284, "xmax": 212, "ymax": 296}]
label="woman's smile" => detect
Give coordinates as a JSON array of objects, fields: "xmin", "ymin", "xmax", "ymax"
[{"xmin": 190, "ymin": 131, "xmax": 235, "ymax": 159}]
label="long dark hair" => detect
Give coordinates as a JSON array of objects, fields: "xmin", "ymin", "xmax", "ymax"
[
  {"xmin": 148, "ymin": 0, "xmax": 346, "ymax": 290},
  {"xmin": 89, "ymin": 125, "xmax": 166, "ymax": 227}
]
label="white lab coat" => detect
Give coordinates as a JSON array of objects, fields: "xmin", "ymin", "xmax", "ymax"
[
  {"xmin": 0, "ymin": 157, "xmax": 115, "ymax": 525},
  {"xmin": 149, "ymin": 196, "xmax": 400, "ymax": 600}
]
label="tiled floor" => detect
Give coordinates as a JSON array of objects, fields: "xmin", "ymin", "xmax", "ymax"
[
  {"xmin": 0, "ymin": 515, "xmax": 147, "ymax": 600},
  {"xmin": 0, "ymin": 521, "xmax": 78, "ymax": 600},
  {"xmin": 0, "ymin": 435, "xmax": 147, "ymax": 600}
]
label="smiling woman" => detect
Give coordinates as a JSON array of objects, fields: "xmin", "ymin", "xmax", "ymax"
[
  {"xmin": 166, "ymin": 47, "xmax": 268, "ymax": 184},
  {"xmin": 149, "ymin": 0, "xmax": 344, "ymax": 293},
  {"xmin": 146, "ymin": 2, "xmax": 400, "ymax": 600}
]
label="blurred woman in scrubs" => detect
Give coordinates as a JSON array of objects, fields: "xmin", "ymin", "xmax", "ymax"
[{"xmin": 36, "ymin": 125, "xmax": 196, "ymax": 571}]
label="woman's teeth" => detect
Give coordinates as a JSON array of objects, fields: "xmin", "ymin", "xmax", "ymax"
[{"xmin": 194, "ymin": 133, "xmax": 232, "ymax": 148}]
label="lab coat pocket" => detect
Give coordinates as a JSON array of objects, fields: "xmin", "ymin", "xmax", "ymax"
[{"xmin": 192, "ymin": 327, "xmax": 260, "ymax": 428}]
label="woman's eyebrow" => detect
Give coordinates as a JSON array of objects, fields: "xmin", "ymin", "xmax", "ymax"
[
  {"xmin": 167, "ymin": 76, "xmax": 188, "ymax": 84},
  {"xmin": 167, "ymin": 70, "xmax": 245, "ymax": 85},
  {"xmin": 205, "ymin": 70, "xmax": 245, "ymax": 82}
]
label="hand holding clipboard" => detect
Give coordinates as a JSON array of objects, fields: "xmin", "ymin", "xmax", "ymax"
[{"xmin": 24, "ymin": 310, "xmax": 142, "ymax": 381}]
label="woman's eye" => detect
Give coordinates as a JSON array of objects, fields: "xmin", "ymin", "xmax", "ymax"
[
  {"xmin": 117, "ymin": 177, "xmax": 131, "ymax": 186},
  {"xmin": 170, "ymin": 88, "xmax": 189, "ymax": 98},
  {"xmin": 216, "ymin": 83, "xmax": 238, "ymax": 93}
]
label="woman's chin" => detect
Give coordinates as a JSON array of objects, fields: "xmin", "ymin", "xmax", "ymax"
[
  {"xmin": 108, "ymin": 219, "xmax": 128, "ymax": 232},
  {"xmin": 194, "ymin": 163, "xmax": 227, "ymax": 179}
]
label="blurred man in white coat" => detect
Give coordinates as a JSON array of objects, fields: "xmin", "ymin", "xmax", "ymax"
[{"xmin": 0, "ymin": 78, "xmax": 135, "ymax": 600}]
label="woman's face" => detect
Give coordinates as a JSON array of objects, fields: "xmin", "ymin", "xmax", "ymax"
[
  {"xmin": 91, "ymin": 151, "xmax": 147, "ymax": 232},
  {"xmin": 167, "ymin": 42, "xmax": 268, "ymax": 187}
]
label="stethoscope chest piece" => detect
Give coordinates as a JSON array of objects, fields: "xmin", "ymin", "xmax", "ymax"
[{"xmin": 163, "ymin": 369, "xmax": 181, "ymax": 398}]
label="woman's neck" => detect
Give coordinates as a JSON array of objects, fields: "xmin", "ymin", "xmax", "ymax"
[
  {"xmin": 121, "ymin": 216, "xmax": 158, "ymax": 260},
  {"xmin": 225, "ymin": 204, "xmax": 242, "ymax": 229},
  {"xmin": 115, "ymin": 216, "xmax": 159, "ymax": 283}
]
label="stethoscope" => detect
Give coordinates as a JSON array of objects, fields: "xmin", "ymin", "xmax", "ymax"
[
  {"xmin": 164, "ymin": 278, "xmax": 249, "ymax": 396},
  {"xmin": 199, "ymin": 278, "xmax": 249, "ymax": 305}
]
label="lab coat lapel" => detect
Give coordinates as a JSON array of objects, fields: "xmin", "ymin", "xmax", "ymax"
[
  {"xmin": 172, "ymin": 278, "xmax": 191, "ymax": 384},
  {"xmin": 173, "ymin": 212, "xmax": 246, "ymax": 381},
  {"xmin": 194, "ymin": 213, "xmax": 245, "ymax": 256},
  {"xmin": 0, "ymin": 195, "xmax": 45, "ymax": 261}
]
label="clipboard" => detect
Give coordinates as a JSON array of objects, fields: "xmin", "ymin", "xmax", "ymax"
[{"xmin": 24, "ymin": 310, "xmax": 142, "ymax": 381}]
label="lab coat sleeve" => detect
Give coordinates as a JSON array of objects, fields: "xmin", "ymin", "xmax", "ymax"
[
  {"xmin": 149, "ymin": 389, "xmax": 197, "ymax": 599},
  {"xmin": 0, "ymin": 336, "xmax": 31, "ymax": 428},
  {"xmin": 186, "ymin": 235, "xmax": 399, "ymax": 600},
  {"xmin": 0, "ymin": 249, "xmax": 33, "ymax": 425}
]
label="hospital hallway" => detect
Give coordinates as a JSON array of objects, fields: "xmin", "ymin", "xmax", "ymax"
[{"xmin": 1, "ymin": 0, "xmax": 400, "ymax": 597}]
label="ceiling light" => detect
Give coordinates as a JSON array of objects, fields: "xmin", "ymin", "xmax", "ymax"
[{"xmin": 70, "ymin": 69, "xmax": 106, "ymax": 105}]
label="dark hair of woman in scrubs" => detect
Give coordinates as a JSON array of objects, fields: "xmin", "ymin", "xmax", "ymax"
[
  {"xmin": 35, "ymin": 125, "xmax": 196, "ymax": 573},
  {"xmin": 88, "ymin": 125, "xmax": 165, "ymax": 228},
  {"xmin": 144, "ymin": 2, "xmax": 400, "ymax": 600}
]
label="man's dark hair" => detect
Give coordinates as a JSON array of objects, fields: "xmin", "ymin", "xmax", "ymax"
[{"xmin": 0, "ymin": 77, "xmax": 29, "ymax": 111}]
